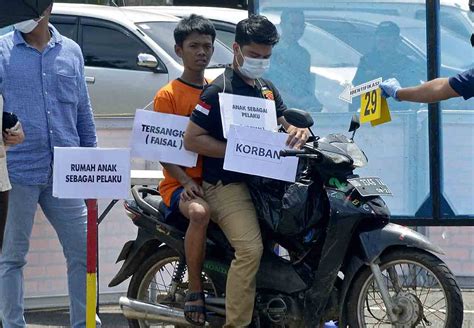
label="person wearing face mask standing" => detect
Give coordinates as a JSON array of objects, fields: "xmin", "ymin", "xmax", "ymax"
[
  {"xmin": 0, "ymin": 3, "xmax": 100, "ymax": 327},
  {"xmin": 184, "ymin": 15, "xmax": 309, "ymax": 327}
]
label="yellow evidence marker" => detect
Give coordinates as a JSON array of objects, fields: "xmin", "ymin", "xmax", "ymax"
[{"xmin": 360, "ymin": 88, "xmax": 391, "ymax": 126}]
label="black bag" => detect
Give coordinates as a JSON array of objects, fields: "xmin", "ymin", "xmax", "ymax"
[{"xmin": 247, "ymin": 164, "xmax": 324, "ymax": 237}]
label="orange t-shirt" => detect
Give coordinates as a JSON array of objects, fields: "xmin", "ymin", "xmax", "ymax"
[{"xmin": 153, "ymin": 78, "xmax": 205, "ymax": 207}]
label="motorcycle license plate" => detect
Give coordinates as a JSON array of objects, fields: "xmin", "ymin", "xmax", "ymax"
[{"xmin": 347, "ymin": 177, "xmax": 392, "ymax": 197}]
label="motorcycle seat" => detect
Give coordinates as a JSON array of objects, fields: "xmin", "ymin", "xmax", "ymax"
[
  {"xmin": 143, "ymin": 194, "xmax": 166, "ymax": 216},
  {"xmin": 142, "ymin": 193, "xmax": 232, "ymax": 252}
]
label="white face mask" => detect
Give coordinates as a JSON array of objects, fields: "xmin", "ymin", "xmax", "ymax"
[
  {"xmin": 237, "ymin": 47, "xmax": 270, "ymax": 79},
  {"xmin": 14, "ymin": 16, "xmax": 44, "ymax": 34}
]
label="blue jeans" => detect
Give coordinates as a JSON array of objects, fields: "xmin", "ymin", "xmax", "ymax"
[{"xmin": 0, "ymin": 183, "xmax": 101, "ymax": 328}]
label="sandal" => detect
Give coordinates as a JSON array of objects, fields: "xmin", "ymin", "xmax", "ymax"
[{"xmin": 184, "ymin": 291, "xmax": 206, "ymax": 326}]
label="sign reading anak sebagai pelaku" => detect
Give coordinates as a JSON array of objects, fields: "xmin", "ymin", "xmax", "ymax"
[
  {"xmin": 53, "ymin": 147, "xmax": 131, "ymax": 199},
  {"xmin": 130, "ymin": 110, "xmax": 198, "ymax": 167},
  {"xmin": 218, "ymin": 93, "xmax": 278, "ymax": 139},
  {"xmin": 224, "ymin": 125, "xmax": 299, "ymax": 182}
]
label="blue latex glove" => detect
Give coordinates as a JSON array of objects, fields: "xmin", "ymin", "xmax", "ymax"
[{"xmin": 380, "ymin": 78, "xmax": 402, "ymax": 101}]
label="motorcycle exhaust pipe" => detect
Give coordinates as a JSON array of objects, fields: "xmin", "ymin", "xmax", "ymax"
[{"xmin": 120, "ymin": 296, "xmax": 209, "ymax": 326}]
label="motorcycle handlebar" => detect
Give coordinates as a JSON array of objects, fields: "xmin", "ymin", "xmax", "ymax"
[{"xmin": 279, "ymin": 149, "xmax": 308, "ymax": 157}]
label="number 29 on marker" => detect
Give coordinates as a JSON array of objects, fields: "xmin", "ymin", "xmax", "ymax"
[{"xmin": 360, "ymin": 88, "xmax": 382, "ymax": 123}]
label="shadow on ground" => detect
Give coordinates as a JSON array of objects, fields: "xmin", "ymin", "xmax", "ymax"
[
  {"xmin": 19, "ymin": 291, "xmax": 474, "ymax": 328},
  {"xmin": 24, "ymin": 306, "xmax": 129, "ymax": 328}
]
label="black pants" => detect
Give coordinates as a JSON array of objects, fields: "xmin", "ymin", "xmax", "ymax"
[{"xmin": 0, "ymin": 190, "xmax": 8, "ymax": 251}]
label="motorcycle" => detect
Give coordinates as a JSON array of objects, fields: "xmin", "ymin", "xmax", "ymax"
[{"xmin": 110, "ymin": 109, "xmax": 463, "ymax": 327}]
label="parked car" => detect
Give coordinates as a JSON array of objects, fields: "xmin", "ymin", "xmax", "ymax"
[
  {"xmin": 303, "ymin": 11, "xmax": 473, "ymax": 110},
  {"xmin": 259, "ymin": 0, "xmax": 474, "ymax": 40},
  {"xmin": 48, "ymin": 4, "xmax": 233, "ymax": 116},
  {"xmin": 127, "ymin": 7, "xmax": 363, "ymax": 112},
  {"xmin": 302, "ymin": 11, "xmax": 474, "ymax": 71},
  {"xmin": 262, "ymin": 8, "xmax": 471, "ymax": 111},
  {"xmin": 125, "ymin": 6, "xmax": 248, "ymax": 48},
  {"xmin": 142, "ymin": 7, "xmax": 470, "ymax": 112}
]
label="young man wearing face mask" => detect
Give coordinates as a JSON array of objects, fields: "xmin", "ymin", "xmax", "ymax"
[
  {"xmin": 0, "ymin": 3, "xmax": 100, "ymax": 327},
  {"xmin": 184, "ymin": 15, "xmax": 309, "ymax": 327}
]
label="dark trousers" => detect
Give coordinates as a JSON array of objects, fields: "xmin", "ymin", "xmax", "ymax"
[{"xmin": 0, "ymin": 190, "xmax": 8, "ymax": 251}]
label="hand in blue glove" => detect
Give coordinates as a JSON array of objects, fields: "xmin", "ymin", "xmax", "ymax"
[{"xmin": 380, "ymin": 78, "xmax": 402, "ymax": 101}]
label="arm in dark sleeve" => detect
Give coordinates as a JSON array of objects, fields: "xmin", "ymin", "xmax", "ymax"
[
  {"xmin": 264, "ymin": 80, "xmax": 287, "ymax": 118},
  {"xmin": 189, "ymin": 84, "xmax": 221, "ymax": 132},
  {"xmin": 448, "ymin": 68, "xmax": 474, "ymax": 100},
  {"xmin": 186, "ymin": 84, "xmax": 226, "ymax": 157}
]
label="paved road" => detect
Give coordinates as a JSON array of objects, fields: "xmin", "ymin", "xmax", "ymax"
[{"xmin": 19, "ymin": 290, "xmax": 474, "ymax": 327}]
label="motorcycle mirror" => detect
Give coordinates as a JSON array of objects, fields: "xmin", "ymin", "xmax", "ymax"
[
  {"xmin": 348, "ymin": 115, "xmax": 360, "ymax": 140},
  {"xmin": 348, "ymin": 115, "xmax": 360, "ymax": 132},
  {"xmin": 283, "ymin": 109, "xmax": 314, "ymax": 129}
]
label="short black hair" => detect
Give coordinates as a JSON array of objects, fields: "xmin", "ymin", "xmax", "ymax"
[
  {"xmin": 174, "ymin": 14, "xmax": 216, "ymax": 47},
  {"xmin": 235, "ymin": 15, "xmax": 279, "ymax": 47}
]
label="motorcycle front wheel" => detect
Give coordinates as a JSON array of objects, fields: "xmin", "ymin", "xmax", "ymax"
[
  {"xmin": 127, "ymin": 247, "xmax": 217, "ymax": 328},
  {"xmin": 346, "ymin": 248, "xmax": 463, "ymax": 328}
]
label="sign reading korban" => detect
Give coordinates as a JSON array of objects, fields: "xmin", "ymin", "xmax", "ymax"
[{"xmin": 224, "ymin": 125, "xmax": 299, "ymax": 182}]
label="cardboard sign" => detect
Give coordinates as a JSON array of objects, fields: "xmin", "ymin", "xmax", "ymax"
[
  {"xmin": 360, "ymin": 88, "xmax": 391, "ymax": 126},
  {"xmin": 371, "ymin": 96, "xmax": 391, "ymax": 126},
  {"xmin": 339, "ymin": 77, "xmax": 382, "ymax": 104},
  {"xmin": 224, "ymin": 125, "xmax": 299, "ymax": 182},
  {"xmin": 53, "ymin": 147, "xmax": 131, "ymax": 199},
  {"xmin": 130, "ymin": 110, "xmax": 198, "ymax": 167},
  {"xmin": 218, "ymin": 93, "xmax": 278, "ymax": 139}
]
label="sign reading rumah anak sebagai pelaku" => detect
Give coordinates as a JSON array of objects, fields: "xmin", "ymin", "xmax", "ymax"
[
  {"xmin": 53, "ymin": 147, "xmax": 131, "ymax": 199},
  {"xmin": 130, "ymin": 110, "xmax": 198, "ymax": 167},
  {"xmin": 224, "ymin": 125, "xmax": 299, "ymax": 182}
]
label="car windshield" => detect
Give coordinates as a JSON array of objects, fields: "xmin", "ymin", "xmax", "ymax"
[
  {"xmin": 299, "ymin": 23, "xmax": 361, "ymax": 67},
  {"xmin": 266, "ymin": 11, "xmax": 362, "ymax": 68},
  {"xmin": 403, "ymin": 28, "xmax": 474, "ymax": 69},
  {"xmin": 136, "ymin": 21, "xmax": 233, "ymax": 67},
  {"xmin": 307, "ymin": 14, "xmax": 474, "ymax": 71}
]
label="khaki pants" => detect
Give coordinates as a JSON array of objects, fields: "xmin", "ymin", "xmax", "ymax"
[{"xmin": 203, "ymin": 181, "xmax": 263, "ymax": 327}]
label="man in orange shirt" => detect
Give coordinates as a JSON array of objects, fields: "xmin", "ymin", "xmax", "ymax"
[{"xmin": 153, "ymin": 14, "xmax": 215, "ymax": 326}]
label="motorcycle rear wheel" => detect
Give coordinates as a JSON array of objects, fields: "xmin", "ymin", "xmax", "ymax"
[
  {"xmin": 346, "ymin": 248, "xmax": 463, "ymax": 328},
  {"xmin": 127, "ymin": 247, "xmax": 217, "ymax": 328}
]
